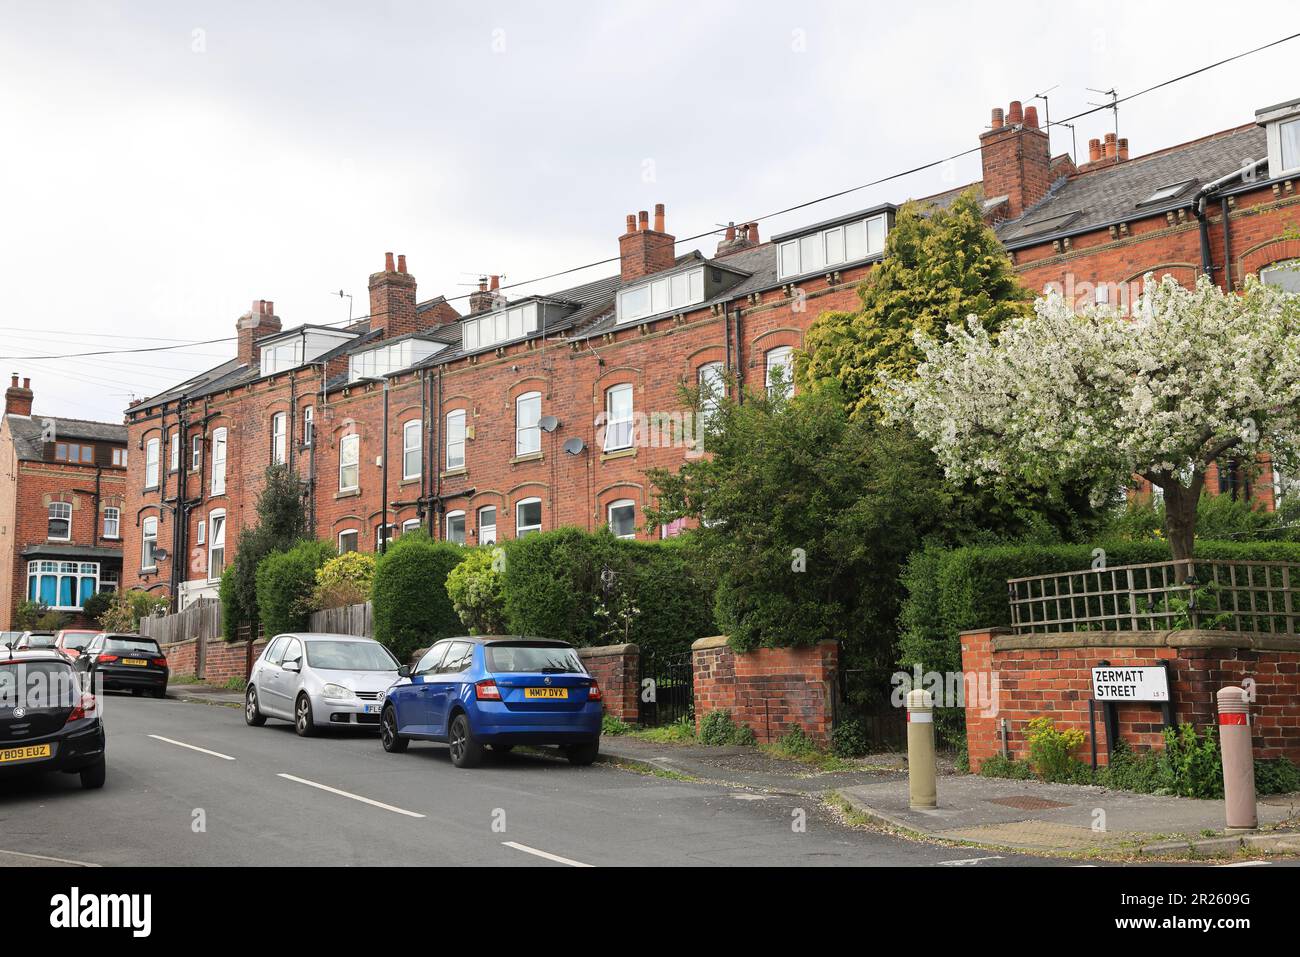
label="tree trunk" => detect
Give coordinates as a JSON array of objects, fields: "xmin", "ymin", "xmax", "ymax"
[{"xmin": 1158, "ymin": 475, "xmax": 1203, "ymax": 582}]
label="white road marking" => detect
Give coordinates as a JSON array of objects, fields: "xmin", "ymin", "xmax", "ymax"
[
  {"xmin": 502, "ymin": 841, "xmax": 594, "ymax": 867},
  {"xmin": 0, "ymin": 847, "xmax": 100, "ymax": 867},
  {"xmin": 1217, "ymin": 860, "xmax": 1270, "ymax": 867},
  {"xmin": 730, "ymin": 793, "xmax": 772, "ymax": 801},
  {"xmin": 276, "ymin": 773, "xmax": 425, "ymax": 818},
  {"xmin": 148, "ymin": 734, "xmax": 236, "ymax": 761},
  {"xmin": 936, "ymin": 856, "xmax": 1004, "ymax": 866}
]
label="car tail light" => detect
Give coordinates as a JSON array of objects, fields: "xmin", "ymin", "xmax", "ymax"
[
  {"xmin": 588, "ymin": 681, "xmax": 603, "ymax": 702},
  {"xmin": 66, "ymin": 692, "xmax": 96, "ymax": 724},
  {"xmin": 97, "ymin": 654, "xmax": 119, "ymax": 664},
  {"xmin": 152, "ymin": 657, "xmax": 167, "ymax": 667},
  {"xmin": 475, "ymin": 679, "xmax": 501, "ymax": 701}
]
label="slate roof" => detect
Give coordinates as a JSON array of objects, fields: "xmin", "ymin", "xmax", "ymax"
[
  {"xmin": 7, "ymin": 414, "xmax": 126, "ymax": 461},
  {"xmin": 995, "ymin": 124, "xmax": 1268, "ymax": 249}
]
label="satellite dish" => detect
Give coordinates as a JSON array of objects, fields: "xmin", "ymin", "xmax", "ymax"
[
  {"xmin": 563, "ymin": 437, "xmax": 586, "ymax": 455},
  {"xmin": 153, "ymin": 548, "xmax": 169, "ymax": 563},
  {"xmin": 539, "ymin": 414, "xmax": 560, "ymax": 433}
]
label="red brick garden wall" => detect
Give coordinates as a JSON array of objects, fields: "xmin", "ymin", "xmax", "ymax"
[
  {"xmin": 692, "ymin": 636, "xmax": 838, "ymax": 746},
  {"xmin": 577, "ymin": 642, "xmax": 639, "ymax": 724},
  {"xmin": 961, "ymin": 627, "xmax": 1300, "ymax": 771},
  {"xmin": 163, "ymin": 636, "xmax": 267, "ymax": 684}
]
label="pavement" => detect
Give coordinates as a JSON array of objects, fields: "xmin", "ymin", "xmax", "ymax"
[
  {"xmin": 836, "ymin": 773, "xmax": 1300, "ymax": 859},
  {"xmin": 0, "ymin": 690, "xmax": 1075, "ymax": 867}
]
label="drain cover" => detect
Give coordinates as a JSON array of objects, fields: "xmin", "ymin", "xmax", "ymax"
[{"xmin": 987, "ymin": 795, "xmax": 1071, "ymax": 810}]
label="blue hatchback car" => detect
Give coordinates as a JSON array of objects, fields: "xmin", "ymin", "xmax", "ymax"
[{"xmin": 379, "ymin": 637, "xmax": 602, "ymax": 768}]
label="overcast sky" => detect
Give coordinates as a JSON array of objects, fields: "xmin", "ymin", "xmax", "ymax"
[{"xmin": 2, "ymin": 0, "xmax": 1298, "ymax": 422}]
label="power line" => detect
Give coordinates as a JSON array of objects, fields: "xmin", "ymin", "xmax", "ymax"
[{"xmin": 5, "ymin": 29, "xmax": 1297, "ymax": 365}]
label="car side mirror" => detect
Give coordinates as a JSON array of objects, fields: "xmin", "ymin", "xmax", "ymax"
[
  {"xmin": 398, "ymin": 665, "xmax": 411, "ymax": 678},
  {"xmin": 283, "ymin": 659, "xmax": 301, "ymax": 673}
]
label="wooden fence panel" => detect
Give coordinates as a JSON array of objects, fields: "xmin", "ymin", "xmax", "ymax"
[{"xmin": 309, "ymin": 602, "xmax": 373, "ymax": 637}]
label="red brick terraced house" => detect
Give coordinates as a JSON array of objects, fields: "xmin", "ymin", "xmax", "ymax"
[
  {"xmin": 0, "ymin": 376, "xmax": 127, "ymax": 629},
  {"xmin": 121, "ymin": 94, "xmax": 1300, "ymax": 605}
]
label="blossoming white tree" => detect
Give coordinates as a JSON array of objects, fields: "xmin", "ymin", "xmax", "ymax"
[{"xmin": 885, "ymin": 274, "xmax": 1300, "ymax": 567}]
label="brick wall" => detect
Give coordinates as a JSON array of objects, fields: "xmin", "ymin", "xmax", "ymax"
[
  {"xmin": 960, "ymin": 627, "xmax": 1300, "ymax": 770},
  {"xmin": 163, "ymin": 635, "xmax": 266, "ymax": 683},
  {"xmin": 691, "ymin": 635, "xmax": 839, "ymax": 746},
  {"xmin": 576, "ymin": 642, "xmax": 639, "ymax": 723}
]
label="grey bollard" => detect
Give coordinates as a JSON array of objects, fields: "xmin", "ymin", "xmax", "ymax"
[
  {"xmin": 1217, "ymin": 686, "xmax": 1257, "ymax": 831},
  {"xmin": 906, "ymin": 688, "xmax": 937, "ymax": 809}
]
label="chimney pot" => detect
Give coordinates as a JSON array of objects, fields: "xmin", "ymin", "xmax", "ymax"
[
  {"xmin": 638, "ymin": 210, "xmax": 649, "ymax": 231},
  {"xmin": 384, "ymin": 251, "xmax": 395, "ymax": 272},
  {"xmin": 654, "ymin": 203, "xmax": 665, "ymax": 232},
  {"xmin": 22, "ymin": 378, "xmax": 29, "ymax": 389},
  {"xmin": 397, "ymin": 254, "xmax": 407, "ymax": 274},
  {"xmin": 489, "ymin": 275, "xmax": 500, "ymax": 291},
  {"xmin": 1118, "ymin": 137, "xmax": 1129, "ymax": 161},
  {"xmin": 625, "ymin": 213, "xmax": 636, "ymax": 234},
  {"xmin": 725, "ymin": 222, "xmax": 737, "ymax": 241},
  {"xmin": 1104, "ymin": 134, "xmax": 1117, "ymax": 159},
  {"xmin": 1088, "ymin": 138, "xmax": 1102, "ymax": 162},
  {"xmin": 746, "ymin": 222, "xmax": 759, "ymax": 243},
  {"xmin": 1007, "ymin": 100, "xmax": 1023, "ymax": 125},
  {"xmin": 9, "ymin": 374, "xmax": 16, "ymax": 388},
  {"xmin": 1024, "ymin": 105, "xmax": 1039, "ymax": 129},
  {"xmin": 991, "ymin": 107, "xmax": 1004, "ymax": 130}
]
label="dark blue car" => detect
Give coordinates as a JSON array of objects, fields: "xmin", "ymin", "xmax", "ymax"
[{"xmin": 379, "ymin": 637, "xmax": 602, "ymax": 768}]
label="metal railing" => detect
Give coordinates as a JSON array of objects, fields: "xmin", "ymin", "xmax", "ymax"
[{"xmin": 1007, "ymin": 559, "xmax": 1300, "ymax": 636}]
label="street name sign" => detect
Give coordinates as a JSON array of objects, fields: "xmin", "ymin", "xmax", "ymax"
[{"xmin": 1091, "ymin": 666, "xmax": 1169, "ymax": 702}]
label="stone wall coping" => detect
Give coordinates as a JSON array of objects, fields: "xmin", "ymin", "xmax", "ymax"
[
  {"xmin": 577, "ymin": 642, "xmax": 639, "ymax": 658},
  {"xmin": 959, "ymin": 626, "xmax": 1013, "ymax": 638},
  {"xmin": 691, "ymin": 635, "xmax": 731, "ymax": 651},
  {"xmin": 992, "ymin": 629, "xmax": 1300, "ymax": 654}
]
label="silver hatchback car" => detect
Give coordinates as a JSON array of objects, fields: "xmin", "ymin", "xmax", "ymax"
[{"xmin": 244, "ymin": 633, "xmax": 401, "ymax": 736}]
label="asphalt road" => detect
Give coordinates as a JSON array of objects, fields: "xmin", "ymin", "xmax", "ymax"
[{"xmin": 0, "ymin": 694, "xmax": 1139, "ymax": 867}]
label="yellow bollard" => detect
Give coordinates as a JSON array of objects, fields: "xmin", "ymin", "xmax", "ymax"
[
  {"xmin": 1217, "ymin": 686, "xmax": 1257, "ymax": 831},
  {"xmin": 906, "ymin": 688, "xmax": 937, "ymax": 809}
]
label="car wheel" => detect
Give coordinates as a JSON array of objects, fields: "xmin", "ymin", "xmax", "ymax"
[
  {"xmin": 565, "ymin": 740, "xmax": 599, "ymax": 766},
  {"xmin": 294, "ymin": 694, "xmax": 316, "ymax": 737},
  {"xmin": 381, "ymin": 705, "xmax": 408, "ymax": 753},
  {"xmin": 245, "ymin": 686, "xmax": 267, "ymax": 727},
  {"xmin": 153, "ymin": 686, "xmax": 168, "ymax": 699},
  {"xmin": 447, "ymin": 713, "xmax": 483, "ymax": 768},
  {"xmin": 80, "ymin": 758, "xmax": 107, "ymax": 790}
]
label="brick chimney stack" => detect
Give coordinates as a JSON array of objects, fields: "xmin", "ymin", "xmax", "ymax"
[
  {"xmin": 715, "ymin": 221, "xmax": 761, "ymax": 258},
  {"xmin": 236, "ymin": 300, "xmax": 282, "ymax": 368},
  {"xmin": 979, "ymin": 99, "xmax": 1053, "ymax": 221},
  {"xmin": 619, "ymin": 202, "xmax": 676, "ymax": 281},
  {"xmin": 368, "ymin": 251, "xmax": 419, "ymax": 339},
  {"xmin": 4, "ymin": 374, "xmax": 33, "ymax": 416}
]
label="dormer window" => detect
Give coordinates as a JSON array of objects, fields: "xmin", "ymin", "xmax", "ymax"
[
  {"xmin": 616, "ymin": 267, "xmax": 706, "ymax": 324},
  {"xmin": 775, "ymin": 213, "xmax": 888, "ymax": 280},
  {"xmin": 1256, "ymin": 97, "xmax": 1300, "ymax": 178},
  {"xmin": 349, "ymin": 338, "xmax": 445, "ymax": 381},
  {"xmin": 260, "ymin": 327, "xmax": 359, "ymax": 377},
  {"xmin": 461, "ymin": 302, "xmax": 540, "ymax": 352}
]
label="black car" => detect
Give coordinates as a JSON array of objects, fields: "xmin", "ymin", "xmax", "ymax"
[
  {"xmin": 77, "ymin": 633, "xmax": 169, "ymax": 698},
  {"xmin": 0, "ymin": 650, "xmax": 106, "ymax": 789}
]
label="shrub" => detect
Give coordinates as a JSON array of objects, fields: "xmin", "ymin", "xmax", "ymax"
[
  {"xmin": 98, "ymin": 590, "xmax": 169, "ymax": 633},
  {"xmin": 446, "ymin": 547, "xmax": 507, "ymax": 635},
  {"xmin": 1255, "ymin": 757, "xmax": 1300, "ymax": 795},
  {"xmin": 601, "ymin": 714, "xmax": 633, "ymax": 736},
  {"xmin": 977, "ymin": 754, "xmax": 1035, "ymax": 780},
  {"xmin": 1097, "ymin": 740, "xmax": 1165, "ymax": 793},
  {"xmin": 81, "ymin": 591, "xmax": 115, "ymax": 623},
  {"xmin": 698, "ymin": 709, "xmax": 755, "ymax": 747},
  {"xmin": 1160, "ymin": 723, "xmax": 1223, "ymax": 799},
  {"xmin": 223, "ymin": 464, "xmax": 310, "ymax": 639},
  {"xmin": 311, "ymin": 551, "xmax": 376, "ymax": 610},
  {"xmin": 256, "ymin": 540, "xmax": 336, "ymax": 637},
  {"xmin": 219, "ymin": 565, "xmax": 239, "ymax": 641},
  {"xmin": 13, "ymin": 600, "xmax": 47, "ymax": 630},
  {"xmin": 776, "ymin": 725, "xmax": 816, "ymax": 757},
  {"xmin": 371, "ymin": 532, "xmax": 464, "ymax": 661},
  {"xmin": 831, "ymin": 718, "xmax": 870, "ymax": 758},
  {"xmin": 1026, "ymin": 716, "xmax": 1087, "ymax": 782}
]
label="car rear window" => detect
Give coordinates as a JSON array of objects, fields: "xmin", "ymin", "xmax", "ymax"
[
  {"xmin": 306, "ymin": 640, "xmax": 399, "ymax": 671},
  {"xmin": 485, "ymin": 644, "xmax": 585, "ymax": 674},
  {"xmin": 23, "ymin": 635, "xmax": 57, "ymax": 648},
  {"xmin": 104, "ymin": 637, "xmax": 162, "ymax": 656},
  {"xmin": 61, "ymin": 632, "xmax": 97, "ymax": 650},
  {"xmin": 0, "ymin": 661, "xmax": 79, "ymax": 709}
]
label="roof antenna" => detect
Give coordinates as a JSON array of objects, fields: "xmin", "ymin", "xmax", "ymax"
[
  {"xmin": 1087, "ymin": 86, "xmax": 1119, "ymax": 145},
  {"xmin": 1030, "ymin": 85, "xmax": 1058, "ymax": 153},
  {"xmin": 332, "ymin": 290, "xmax": 353, "ymax": 324}
]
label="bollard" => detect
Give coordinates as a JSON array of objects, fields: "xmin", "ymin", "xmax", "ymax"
[
  {"xmin": 906, "ymin": 688, "xmax": 937, "ymax": 809},
  {"xmin": 1217, "ymin": 686, "xmax": 1257, "ymax": 831}
]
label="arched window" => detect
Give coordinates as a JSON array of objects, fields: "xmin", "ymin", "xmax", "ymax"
[
  {"xmin": 1261, "ymin": 260, "xmax": 1300, "ymax": 294},
  {"xmin": 515, "ymin": 392, "xmax": 541, "ymax": 456},
  {"xmin": 271, "ymin": 412, "xmax": 287, "ymax": 465},
  {"xmin": 765, "ymin": 346, "xmax": 794, "ymax": 398},
  {"xmin": 403, "ymin": 419, "xmax": 423, "ymax": 480},
  {"xmin": 144, "ymin": 437, "xmax": 160, "ymax": 489},
  {"xmin": 477, "ymin": 506, "xmax": 497, "ymax": 545},
  {"xmin": 445, "ymin": 510, "xmax": 466, "ymax": 545},
  {"xmin": 607, "ymin": 499, "xmax": 636, "ymax": 539},
  {"xmin": 446, "ymin": 410, "xmax": 466, "ymax": 470},
  {"xmin": 210, "ymin": 428, "xmax": 228, "ymax": 495},
  {"xmin": 141, "ymin": 517, "xmax": 159, "ymax": 571},
  {"xmin": 604, "ymin": 384, "xmax": 634, "ymax": 451},
  {"xmin": 338, "ymin": 434, "xmax": 359, "ymax": 491},
  {"xmin": 515, "ymin": 497, "xmax": 542, "ymax": 537}
]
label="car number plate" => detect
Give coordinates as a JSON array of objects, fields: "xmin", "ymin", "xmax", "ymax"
[
  {"xmin": 363, "ymin": 704, "xmax": 381, "ymax": 714},
  {"xmin": 0, "ymin": 743, "xmax": 53, "ymax": 764},
  {"xmin": 524, "ymin": 688, "xmax": 568, "ymax": 699},
  {"xmin": 122, "ymin": 658, "xmax": 148, "ymax": 667}
]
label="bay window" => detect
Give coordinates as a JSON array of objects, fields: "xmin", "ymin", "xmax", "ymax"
[{"xmin": 27, "ymin": 560, "xmax": 99, "ymax": 611}]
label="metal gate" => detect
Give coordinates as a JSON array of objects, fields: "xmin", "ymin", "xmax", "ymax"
[{"xmin": 638, "ymin": 649, "xmax": 694, "ymax": 727}]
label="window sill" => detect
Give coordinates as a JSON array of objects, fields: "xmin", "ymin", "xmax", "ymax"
[
  {"xmin": 141, "ymin": 567, "xmax": 158, "ymax": 574},
  {"xmin": 510, "ymin": 452, "xmax": 543, "ymax": 465},
  {"xmin": 102, "ymin": 536, "xmax": 120, "ymax": 542},
  {"xmin": 143, "ymin": 485, "xmax": 159, "ymax": 493},
  {"xmin": 441, "ymin": 467, "xmax": 468, "ymax": 479},
  {"xmin": 600, "ymin": 448, "xmax": 637, "ymax": 462},
  {"xmin": 399, "ymin": 477, "xmax": 421, "ymax": 487},
  {"xmin": 336, "ymin": 488, "xmax": 360, "ymax": 499}
]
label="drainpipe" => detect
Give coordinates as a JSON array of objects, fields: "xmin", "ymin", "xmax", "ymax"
[
  {"xmin": 1191, "ymin": 158, "xmax": 1266, "ymax": 281},
  {"xmin": 733, "ymin": 303, "xmax": 744, "ymax": 405},
  {"xmin": 1221, "ymin": 196, "xmax": 1235, "ymax": 291}
]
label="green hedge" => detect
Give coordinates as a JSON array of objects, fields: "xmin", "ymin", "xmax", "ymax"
[
  {"xmin": 493, "ymin": 527, "xmax": 715, "ymax": 655},
  {"xmin": 898, "ymin": 539, "xmax": 1300, "ymax": 747},
  {"xmin": 255, "ymin": 540, "xmax": 336, "ymax": 637},
  {"xmin": 371, "ymin": 532, "xmax": 465, "ymax": 661}
]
